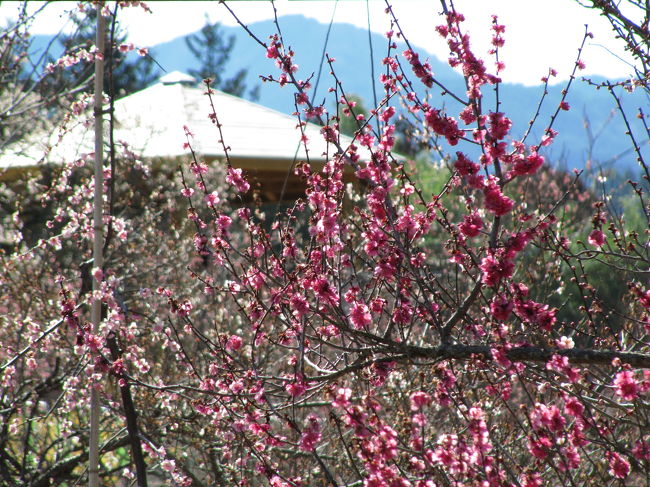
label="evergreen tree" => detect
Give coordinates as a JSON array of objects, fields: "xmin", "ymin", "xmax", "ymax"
[
  {"xmin": 46, "ymin": 7, "xmax": 158, "ymax": 99},
  {"xmin": 186, "ymin": 16, "xmax": 259, "ymax": 101}
]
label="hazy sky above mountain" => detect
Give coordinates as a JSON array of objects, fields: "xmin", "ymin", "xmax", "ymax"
[{"xmin": 1, "ymin": 1, "xmax": 634, "ymax": 86}]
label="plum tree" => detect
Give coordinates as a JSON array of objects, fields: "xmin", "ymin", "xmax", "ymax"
[{"xmin": 1, "ymin": 1, "xmax": 649, "ymax": 486}]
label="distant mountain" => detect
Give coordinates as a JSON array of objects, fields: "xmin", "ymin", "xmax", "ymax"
[{"xmin": 30, "ymin": 15, "xmax": 648, "ymax": 172}]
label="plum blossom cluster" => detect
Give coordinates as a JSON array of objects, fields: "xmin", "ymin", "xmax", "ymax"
[
  {"xmin": 435, "ymin": 11, "xmax": 501, "ymax": 99},
  {"xmin": 45, "ymin": 46, "xmax": 104, "ymax": 73}
]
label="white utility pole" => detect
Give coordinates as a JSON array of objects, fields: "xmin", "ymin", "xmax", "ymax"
[{"xmin": 88, "ymin": 7, "xmax": 105, "ymax": 487}]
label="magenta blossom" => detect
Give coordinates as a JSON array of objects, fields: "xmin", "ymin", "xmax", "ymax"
[
  {"xmin": 614, "ymin": 370, "xmax": 639, "ymax": 401},
  {"xmin": 588, "ymin": 229, "xmax": 605, "ymax": 247}
]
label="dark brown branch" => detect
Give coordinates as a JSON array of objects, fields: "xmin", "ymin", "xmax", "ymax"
[
  {"xmin": 440, "ymin": 280, "xmax": 482, "ymax": 343},
  {"xmin": 306, "ymin": 343, "xmax": 650, "ymax": 382},
  {"xmin": 402, "ymin": 343, "xmax": 650, "ymax": 368},
  {"xmin": 106, "ymin": 333, "xmax": 148, "ymax": 487}
]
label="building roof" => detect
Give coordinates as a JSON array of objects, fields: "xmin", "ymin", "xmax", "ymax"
[{"xmin": 0, "ymin": 71, "xmax": 372, "ymax": 174}]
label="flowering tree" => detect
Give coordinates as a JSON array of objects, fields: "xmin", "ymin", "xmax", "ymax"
[{"xmin": 1, "ymin": 1, "xmax": 649, "ymax": 486}]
